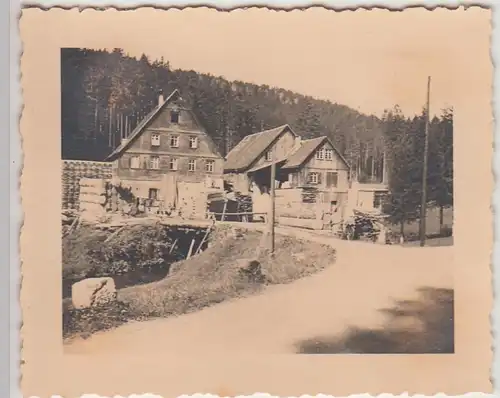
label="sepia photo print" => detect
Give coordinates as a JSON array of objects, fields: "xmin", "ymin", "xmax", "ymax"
[{"xmin": 20, "ymin": 5, "xmax": 492, "ymax": 397}]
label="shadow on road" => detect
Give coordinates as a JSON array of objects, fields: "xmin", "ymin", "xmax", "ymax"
[{"xmin": 295, "ymin": 287, "xmax": 454, "ymax": 354}]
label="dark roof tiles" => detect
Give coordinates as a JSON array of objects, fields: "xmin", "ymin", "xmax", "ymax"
[
  {"xmin": 224, "ymin": 124, "xmax": 293, "ymax": 172},
  {"xmin": 106, "ymin": 90, "xmax": 180, "ymax": 161},
  {"xmin": 282, "ymin": 137, "xmax": 327, "ymax": 169}
]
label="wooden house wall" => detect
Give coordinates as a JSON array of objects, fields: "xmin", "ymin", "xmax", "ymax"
[
  {"xmin": 113, "ymin": 102, "xmax": 224, "ymax": 182},
  {"xmin": 288, "ymin": 142, "xmax": 349, "ymax": 191},
  {"xmin": 249, "ymin": 130, "xmax": 297, "ymax": 170}
]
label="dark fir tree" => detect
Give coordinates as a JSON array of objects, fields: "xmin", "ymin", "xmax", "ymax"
[
  {"xmin": 382, "ymin": 106, "xmax": 422, "ymax": 237},
  {"xmin": 62, "ymin": 48, "xmax": 386, "ymax": 162},
  {"xmin": 428, "ymin": 107, "xmax": 454, "ymax": 231}
]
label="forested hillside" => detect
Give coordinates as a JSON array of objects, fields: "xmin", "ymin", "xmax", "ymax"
[
  {"xmin": 61, "ymin": 48, "xmax": 386, "ymax": 182},
  {"xmin": 61, "ymin": 47, "xmax": 453, "ymax": 233}
]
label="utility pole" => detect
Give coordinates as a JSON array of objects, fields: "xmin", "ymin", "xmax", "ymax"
[
  {"xmin": 269, "ymin": 145, "xmax": 276, "ymax": 254},
  {"xmin": 419, "ymin": 76, "xmax": 431, "ymax": 247}
]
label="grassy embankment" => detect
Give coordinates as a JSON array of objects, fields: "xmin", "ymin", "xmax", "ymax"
[{"xmin": 63, "ymin": 223, "xmax": 336, "ymax": 340}]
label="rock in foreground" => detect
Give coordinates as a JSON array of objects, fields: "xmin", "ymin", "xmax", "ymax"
[{"xmin": 72, "ymin": 277, "xmax": 117, "ymax": 309}]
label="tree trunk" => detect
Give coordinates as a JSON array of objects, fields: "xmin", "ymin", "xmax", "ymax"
[
  {"xmin": 400, "ymin": 220, "xmax": 405, "ymax": 243},
  {"xmin": 439, "ymin": 205, "xmax": 444, "ymax": 234},
  {"xmin": 108, "ymin": 106, "xmax": 113, "ymax": 148},
  {"xmin": 94, "ymin": 102, "xmax": 98, "ymax": 140}
]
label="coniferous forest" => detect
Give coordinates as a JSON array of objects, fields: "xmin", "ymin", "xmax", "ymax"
[{"xmin": 61, "ymin": 47, "xmax": 453, "ymax": 231}]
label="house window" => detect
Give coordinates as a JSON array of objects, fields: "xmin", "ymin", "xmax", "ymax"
[
  {"xmin": 315, "ymin": 148, "xmax": 325, "ymax": 160},
  {"xmin": 188, "ymin": 159, "xmax": 196, "ymax": 172},
  {"xmin": 326, "ymin": 172, "xmax": 338, "ymax": 188},
  {"xmin": 325, "ymin": 149, "xmax": 333, "ymax": 160},
  {"xmin": 308, "ymin": 172, "xmax": 321, "ymax": 185},
  {"xmin": 170, "ymin": 110, "xmax": 180, "ymax": 124},
  {"xmin": 149, "ymin": 156, "xmax": 160, "ymax": 170},
  {"xmin": 149, "ymin": 188, "xmax": 159, "ymax": 200},
  {"xmin": 265, "ymin": 150, "xmax": 273, "ymax": 161},
  {"xmin": 189, "ymin": 136, "xmax": 198, "ymax": 149},
  {"xmin": 170, "ymin": 135, "xmax": 179, "ymax": 148},
  {"xmin": 205, "ymin": 159, "xmax": 215, "ymax": 173},
  {"xmin": 130, "ymin": 156, "xmax": 140, "ymax": 169},
  {"xmin": 169, "ymin": 158, "xmax": 178, "ymax": 171},
  {"xmin": 151, "ymin": 133, "xmax": 160, "ymax": 147}
]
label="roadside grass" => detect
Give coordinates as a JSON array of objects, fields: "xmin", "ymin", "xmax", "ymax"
[
  {"xmin": 63, "ymin": 225, "xmax": 336, "ymax": 341},
  {"xmin": 387, "ymin": 206, "xmax": 453, "ymax": 244},
  {"xmin": 403, "ymin": 236, "xmax": 454, "ymax": 247}
]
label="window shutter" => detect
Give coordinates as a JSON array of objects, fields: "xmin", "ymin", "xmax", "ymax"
[{"xmin": 317, "ymin": 172, "xmax": 322, "ymax": 184}]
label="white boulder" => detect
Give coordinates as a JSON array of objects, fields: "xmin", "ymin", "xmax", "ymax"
[{"xmin": 71, "ymin": 277, "xmax": 117, "ymax": 309}]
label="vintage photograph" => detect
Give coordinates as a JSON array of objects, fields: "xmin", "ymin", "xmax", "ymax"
[
  {"xmin": 61, "ymin": 14, "xmax": 454, "ymax": 355},
  {"xmin": 19, "ymin": 4, "xmax": 493, "ymax": 396}
]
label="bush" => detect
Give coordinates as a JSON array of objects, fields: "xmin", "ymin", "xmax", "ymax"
[
  {"xmin": 87, "ymin": 225, "xmax": 179, "ymax": 276},
  {"xmin": 63, "ymin": 300, "xmax": 138, "ymax": 339},
  {"xmin": 62, "ymin": 224, "xmax": 182, "ymax": 281},
  {"xmin": 62, "ymin": 227, "xmax": 108, "ymax": 281}
]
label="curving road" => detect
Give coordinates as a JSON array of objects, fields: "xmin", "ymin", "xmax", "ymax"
[{"xmin": 65, "ymin": 228, "xmax": 453, "ymax": 356}]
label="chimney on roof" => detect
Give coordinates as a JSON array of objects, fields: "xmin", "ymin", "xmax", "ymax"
[
  {"xmin": 293, "ymin": 135, "xmax": 302, "ymax": 151},
  {"xmin": 158, "ymin": 90, "xmax": 165, "ymax": 107}
]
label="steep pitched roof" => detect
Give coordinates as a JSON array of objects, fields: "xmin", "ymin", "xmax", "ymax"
[
  {"xmin": 105, "ymin": 90, "xmax": 217, "ymax": 161},
  {"xmin": 224, "ymin": 124, "xmax": 297, "ymax": 172},
  {"xmin": 282, "ymin": 136, "xmax": 350, "ymax": 169}
]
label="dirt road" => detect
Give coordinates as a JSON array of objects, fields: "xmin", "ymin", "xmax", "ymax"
[
  {"xmin": 60, "ymin": 229, "xmax": 454, "ymax": 396},
  {"xmin": 65, "ymin": 229, "xmax": 453, "ymax": 356}
]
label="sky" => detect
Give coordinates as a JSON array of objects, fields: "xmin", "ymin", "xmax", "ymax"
[{"xmin": 45, "ymin": 6, "xmax": 491, "ymax": 117}]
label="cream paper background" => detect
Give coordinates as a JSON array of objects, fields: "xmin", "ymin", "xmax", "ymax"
[{"xmin": 19, "ymin": 6, "xmax": 492, "ymax": 397}]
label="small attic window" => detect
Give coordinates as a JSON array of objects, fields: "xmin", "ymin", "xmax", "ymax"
[{"xmin": 170, "ymin": 109, "xmax": 180, "ymax": 124}]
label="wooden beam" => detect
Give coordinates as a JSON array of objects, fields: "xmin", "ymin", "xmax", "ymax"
[
  {"xmin": 169, "ymin": 238, "xmax": 178, "ymax": 254},
  {"xmin": 195, "ymin": 225, "xmax": 212, "ymax": 255},
  {"xmin": 221, "ymin": 199, "xmax": 228, "ymax": 221},
  {"xmin": 210, "ymin": 212, "xmax": 267, "ymax": 216},
  {"xmin": 104, "ymin": 226, "xmax": 125, "ymax": 243},
  {"xmin": 269, "ymin": 147, "xmax": 276, "ymax": 253},
  {"xmin": 186, "ymin": 238, "xmax": 196, "ymax": 259}
]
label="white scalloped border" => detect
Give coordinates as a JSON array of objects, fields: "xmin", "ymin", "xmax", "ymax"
[
  {"xmin": 24, "ymin": 394, "xmax": 500, "ymax": 398},
  {"xmin": 13, "ymin": 2, "xmax": 497, "ymax": 398}
]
